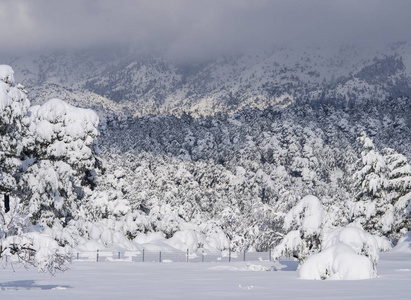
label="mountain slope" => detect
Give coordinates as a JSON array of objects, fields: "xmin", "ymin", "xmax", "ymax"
[{"xmin": 6, "ymin": 41, "xmax": 411, "ymax": 118}]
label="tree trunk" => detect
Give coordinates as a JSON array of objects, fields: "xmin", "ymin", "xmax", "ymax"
[{"xmin": 4, "ymin": 194, "xmax": 10, "ymax": 213}]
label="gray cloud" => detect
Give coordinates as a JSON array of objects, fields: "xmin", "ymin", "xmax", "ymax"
[{"xmin": 1, "ymin": 0, "xmax": 411, "ymax": 60}]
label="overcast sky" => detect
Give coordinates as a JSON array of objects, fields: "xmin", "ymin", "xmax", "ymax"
[{"xmin": 1, "ymin": 0, "xmax": 410, "ymax": 61}]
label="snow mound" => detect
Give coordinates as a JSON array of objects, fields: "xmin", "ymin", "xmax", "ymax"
[
  {"xmin": 299, "ymin": 244, "xmax": 376, "ymax": 280},
  {"xmin": 392, "ymin": 232, "xmax": 411, "ymax": 253},
  {"xmin": 322, "ymin": 226, "xmax": 390, "ymax": 267}
]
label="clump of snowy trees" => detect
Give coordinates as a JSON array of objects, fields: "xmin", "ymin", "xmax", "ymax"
[
  {"xmin": 273, "ymin": 195, "xmax": 391, "ymax": 280},
  {"xmin": 0, "ymin": 65, "xmax": 100, "ymax": 273}
]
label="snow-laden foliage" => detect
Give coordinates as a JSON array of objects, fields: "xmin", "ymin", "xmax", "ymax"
[
  {"xmin": 299, "ymin": 226, "xmax": 392, "ymax": 280},
  {"xmin": 20, "ymin": 98, "xmax": 100, "ymax": 226},
  {"xmin": 322, "ymin": 226, "xmax": 391, "ymax": 269},
  {"xmin": 0, "ymin": 65, "xmax": 99, "ymax": 273},
  {"xmin": 272, "ymin": 195, "xmax": 323, "ymax": 264},
  {"xmin": 299, "ymin": 244, "xmax": 376, "ymax": 280},
  {"xmin": 0, "ymin": 65, "xmax": 31, "ymax": 198},
  {"xmin": 0, "ymin": 199, "xmax": 71, "ymax": 274},
  {"xmin": 273, "ymin": 194, "xmax": 391, "ymax": 277},
  {"xmin": 352, "ymin": 132, "xmax": 411, "ymax": 239}
]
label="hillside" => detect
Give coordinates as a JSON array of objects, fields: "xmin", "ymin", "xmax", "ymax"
[{"xmin": 7, "ymin": 41, "xmax": 411, "ymax": 118}]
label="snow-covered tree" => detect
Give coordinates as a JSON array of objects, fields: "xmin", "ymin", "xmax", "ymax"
[
  {"xmin": 351, "ymin": 132, "xmax": 388, "ymax": 235},
  {"xmin": 0, "ymin": 66, "xmax": 72, "ymax": 273},
  {"xmin": 0, "ymin": 65, "xmax": 31, "ymax": 213},
  {"xmin": 382, "ymin": 147, "xmax": 411, "ymax": 239},
  {"xmin": 20, "ymin": 99, "xmax": 100, "ymax": 226},
  {"xmin": 272, "ymin": 195, "xmax": 324, "ymax": 265}
]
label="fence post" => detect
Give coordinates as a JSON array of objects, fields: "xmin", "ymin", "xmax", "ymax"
[
  {"xmin": 159, "ymin": 251, "xmax": 162, "ymax": 263},
  {"xmin": 118, "ymin": 252, "xmax": 120, "ymax": 259},
  {"xmin": 243, "ymin": 250, "xmax": 246, "ymax": 262},
  {"xmin": 186, "ymin": 249, "xmax": 189, "ymax": 263},
  {"xmin": 269, "ymin": 249, "xmax": 272, "ymax": 261},
  {"xmin": 97, "ymin": 250, "xmax": 99, "ymax": 262},
  {"xmin": 229, "ymin": 249, "xmax": 231, "ymax": 263},
  {"xmin": 202, "ymin": 251, "xmax": 204, "ymax": 263},
  {"xmin": 143, "ymin": 249, "xmax": 145, "ymax": 262},
  {"xmin": 77, "ymin": 253, "xmax": 79, "ymax": 260}
]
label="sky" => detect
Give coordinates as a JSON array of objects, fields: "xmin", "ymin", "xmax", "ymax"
[{"xmin": 1, "ymin": 0, "xmax": 411, "ymax": 61}]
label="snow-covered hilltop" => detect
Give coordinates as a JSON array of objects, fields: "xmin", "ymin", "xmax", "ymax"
[{"xmin": 7, "ymin": 41, "xmax": 411, "ymax": 118}]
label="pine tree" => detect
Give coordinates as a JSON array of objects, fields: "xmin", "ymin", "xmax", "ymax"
[
  {"xmin": 351, "ymin": 132, "xmax": 388, "ymax": 235},
  {"xmin": 20, "ymin": 99, "xmax": 100, "ymax": 226},
  {"xmin": 382, "ymin": 148, "xmax": 411, "ymax": 239},
  {"xmin": 0, "ymin": 66, "xmax": 31, "ymax": 213},
  {"xmin": 272, "ymin": 195, "xmax": 324, "ymax": 266}
]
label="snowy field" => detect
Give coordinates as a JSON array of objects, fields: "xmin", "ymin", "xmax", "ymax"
[{"xmin": 0, "ymin": 252, "xmax": 410, "ymax": 300}]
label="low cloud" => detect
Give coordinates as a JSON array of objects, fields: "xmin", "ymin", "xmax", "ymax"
[{"xmin": 1, "ymin": 0, "xmax": 411, "ymax": 61}]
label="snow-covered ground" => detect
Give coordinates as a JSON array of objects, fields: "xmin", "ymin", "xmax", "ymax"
[{"xmin": 0, "ymin": 251, "xmax": 410, "ymax": 299}]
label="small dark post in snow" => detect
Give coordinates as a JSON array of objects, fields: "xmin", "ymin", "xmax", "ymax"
[
  {"xmin": 202, "ymin": 251, "xmax": 204, "ymax": 263},
  {"xmin": 97, "ymin": 250, "xmax": 99, "ymax": 262},
  {"xmin": 142, "ymin": 249, "xmax": 145, "ymax": 262},
  {"xmin": 159, "ymin": 251, "xmax": 162, "ymax": 263},
  {"xmin": 77, "ymin": 253, "xmax": 79, "ymax": 260},
  {"xmin": 243, "ymin": 250, "xmax": 246, "ymax": 262},
  {"xmin": 186, "ymin": 249, "xmax": 189, "ymax": 262},
  {"xmin": 229, "ymin": 249, "xmax": 231, "ymax": 263},
  {"xmin": 269, "ymin": 249, "xmax": 272, "ymax": 261},
  {"xmin": 118, "ymin": 252, "xmax": 120, "ymax": 259}
]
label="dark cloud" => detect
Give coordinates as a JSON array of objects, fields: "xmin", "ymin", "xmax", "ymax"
[{"xmin": 1, "ymin": 0, "xmax": 411, "ymax": 60}]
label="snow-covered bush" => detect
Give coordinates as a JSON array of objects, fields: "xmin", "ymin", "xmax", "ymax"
[
  {"xmin": 299, "ymin": 244, "xmax": 376, "ymax": 280},
  {"xmin": 272, "ymin": 195, "xmax": 323, "ymax": 265},
  {"xmin": 322, "ymin": 226, "xmax": 391, "ymax": 269},
  {"xmin": 0, "ymin": 199, "xmax": 71, "ymax": 274}
]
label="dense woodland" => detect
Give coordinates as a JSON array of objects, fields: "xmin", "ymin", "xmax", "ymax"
[{"xmin": 94, "ymin": 97, "xmax": 411, "ymax": 251}]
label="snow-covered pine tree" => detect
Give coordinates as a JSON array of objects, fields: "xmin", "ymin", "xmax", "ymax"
[
  {"xmin": 382, "ymin": 147, "xmax": 411, "ymax": 239},
  {"xmin": 351, "ymin": 132, "xmax": 388, "ymax": 235},
  {"xmin": 20, "ymin": 99, "xmax": 100, "ymax": 227},
  {"xmin": 272, "ymin": 195, "xmax": 324, "ymax": 266},
  {"xmin": 0, "ymin": 66, "xmax": 71, "ymax": 274},
  {"xmin": 0, "ymin": 65, "xmax": 31, "ymax": 213}
]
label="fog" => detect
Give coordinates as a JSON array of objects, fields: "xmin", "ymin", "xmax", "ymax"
[{"xmin": 1, "ymin": 0, "xmax": 410, "ymax": 61}]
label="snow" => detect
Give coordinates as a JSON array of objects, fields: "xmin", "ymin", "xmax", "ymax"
[
  {"xmin": 322, "ymin": 226, "xmax": 390, "ymax": 266},
  {"xmin": 0, "ymin": 251, "xmax": 410, "ymax": 299},
  {"xmin": 392, "ymin": 232, "xmax": 411, "ymax": 253},
  {"xmin": 0, "ymin": 65, "xmax": 15, "ymax": 85},
  {"xmin": 284, "ymin": 195, "xmax": 323, "ymax": 235},
  {"xmin": 299, "ymin": 244, "xmax": 376, "ymax": 280}
]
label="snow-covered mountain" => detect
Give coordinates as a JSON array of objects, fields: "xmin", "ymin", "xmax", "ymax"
[{"xmin": 7, "ymin": 41, "xmax": 411, "ymax": 118}]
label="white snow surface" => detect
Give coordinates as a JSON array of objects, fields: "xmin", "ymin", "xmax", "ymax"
[{"xmin": 0, "ymin": 251, "xmax": 410, "ymax": 299}]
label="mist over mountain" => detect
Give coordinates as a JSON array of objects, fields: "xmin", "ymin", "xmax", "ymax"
[{"xmin": 6, "ymin": 41, "xmax": 411, "ymax": 119}]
